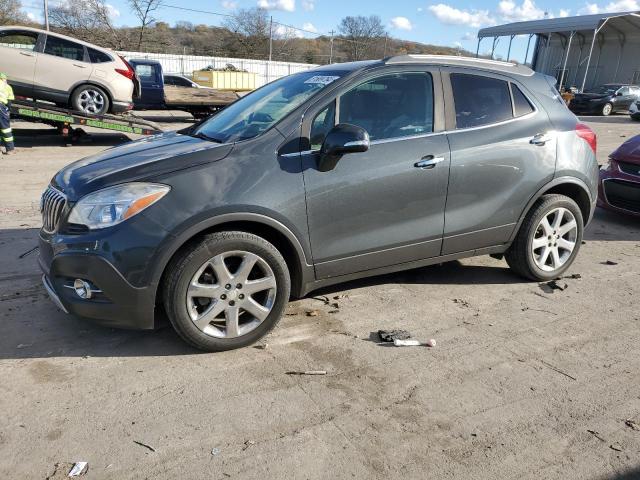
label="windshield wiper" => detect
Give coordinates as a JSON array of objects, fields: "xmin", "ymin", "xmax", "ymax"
[{"xmin": 191, "ymin": 131, "xmax": 223, "ymax": 143}]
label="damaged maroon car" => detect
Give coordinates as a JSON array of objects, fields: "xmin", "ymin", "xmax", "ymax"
[{"xmin": 599, "ymin": 134, "xmax": 640, "ymax": 216}]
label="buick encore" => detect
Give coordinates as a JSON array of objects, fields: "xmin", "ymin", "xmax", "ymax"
[{"xmin": 38, "ymin": 56, "xmax": 599, "ymax": 351}]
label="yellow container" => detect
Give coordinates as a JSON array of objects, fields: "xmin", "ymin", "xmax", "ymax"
[{"xmin": 192, "ymin": 70, "xmax": 257, "ymax": 91}]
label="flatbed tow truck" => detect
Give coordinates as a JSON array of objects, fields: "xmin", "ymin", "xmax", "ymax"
[{"xmin": 10, "ymin": 98, "xmax": 163, "ymax": 145}]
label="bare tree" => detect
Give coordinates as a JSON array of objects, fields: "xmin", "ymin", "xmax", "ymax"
[
  {"xmin": 128, "ymin": 0, "xmax": 161, "ymax": 50},
  {"xmin": 337, "ymin": 15, "xmax": 386, "ymax": 61},
  {"xmin": 0, "ymin": 0, "xmax": 27, "ymax": 25},
  {"xmin": 223, "ymin": 7, "xmax": 269, "ymax": 58},
  {"xmin": 49, "ymin": 0, "xmax": 123, "ymax": 48}
]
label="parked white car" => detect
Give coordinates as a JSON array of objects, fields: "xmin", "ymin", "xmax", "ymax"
[{"xmin": 0, "ymin": 26, "xmax": 136, "ymax": 115}]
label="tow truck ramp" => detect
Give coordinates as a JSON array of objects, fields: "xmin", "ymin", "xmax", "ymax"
[{"xmin": 10, "ymin": 99, "xmax": 163, "ymax": 144}]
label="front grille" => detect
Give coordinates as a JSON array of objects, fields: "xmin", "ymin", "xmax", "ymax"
[
  {"xmin": 603, "ymin": 179, "xmax": 640, "ymax": 213},
  {"xmin": 40, "ymin": 186, "xmax": 67, "ymax": 233},
  {"xmin": 618, "ymin": 161, "xmax": 640, "ymax": 177}
]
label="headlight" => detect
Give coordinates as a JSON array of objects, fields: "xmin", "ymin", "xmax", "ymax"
[{"xmin": 68, "ymin": 183, "xmax": 170, "ymax": 230}]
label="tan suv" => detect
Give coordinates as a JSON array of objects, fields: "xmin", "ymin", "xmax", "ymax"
[{"xmin": 0, "ymin": 26, "xmax": 136, "ymax": 115}]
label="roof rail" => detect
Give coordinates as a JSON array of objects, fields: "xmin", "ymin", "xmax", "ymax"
[{"xmin": 383, "ymin": 54, "xmax": 534, "ymax": 76}]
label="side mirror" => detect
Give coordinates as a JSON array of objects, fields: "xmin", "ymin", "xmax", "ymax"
[
  {"xmin": 616, "ymin": 91, "xmax": 623, "ymax": 97},
  {"xmin": 318, "ymin": 124, "xmax": 370, "ymax": 172}
]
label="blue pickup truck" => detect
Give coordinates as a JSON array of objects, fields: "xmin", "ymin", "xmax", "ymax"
[{"xmin": 129, "ymin": 59, "xmax": 239, "ymax": 118}]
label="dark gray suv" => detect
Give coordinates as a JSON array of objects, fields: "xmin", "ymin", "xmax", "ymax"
[{"xmin": 39, "ymin": 55, "xmax": 599, "ymax": 351}]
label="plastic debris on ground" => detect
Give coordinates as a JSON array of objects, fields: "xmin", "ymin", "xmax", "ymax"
[
  {"xmin": 378, "ymin": 329, "xmax": 412, "ymax": 342},
  {"xmin": 68, "ymin": 462, "xmax": 88, "ymax": 477},
  {"xmin": 393, "ymin": 338, "xmax": 437, "ymax": 347}
]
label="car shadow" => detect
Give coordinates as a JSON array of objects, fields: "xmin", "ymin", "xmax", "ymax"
[
  {"xmin": 13, "ymin": 127, "xmax": 130, "ymax": 148},
  {"xmin": 578, "ymin": 114, "xmax": 637, "ymax": 124},
  {"xmin": 584, "ymin": 207, "xmax": 640, "ymax": 242}
]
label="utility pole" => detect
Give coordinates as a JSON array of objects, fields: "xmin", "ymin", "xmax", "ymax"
[
  {"xmin": 44, "ymin": 0, "xmax": 49, "ymax": 30},
  {"xmin": 329, "ymin": 29, "xmax": 334, "ymax": 64},
  {"xmin": 268, "ymin": 16, "xmax": 273, "ymax": 62},
  {"xmin": 383, "ymin": 34, "xmax": 388, "ymax": 57}
]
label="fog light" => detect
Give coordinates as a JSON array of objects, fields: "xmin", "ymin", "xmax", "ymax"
[{"xmin": 73, "ymin": 279, "xmax": 93, "ymax": 299}]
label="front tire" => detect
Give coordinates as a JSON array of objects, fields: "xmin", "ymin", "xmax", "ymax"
[
  {"xmin": 71, "ymin": 85, "xmax": 110, "ymax": 116},
  {"xmin": 505, "ymin": 194, "xmax": 583, "ymax": 281},
  {"xmin": 601, "ymin": 102, "xmax": 613, "ymax": 116},
  {"xmin": 163, "ymin": 231, "xmax": 290, "ymax": 352}
]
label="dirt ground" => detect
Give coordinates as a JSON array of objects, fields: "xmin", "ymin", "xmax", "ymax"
[{"xmin": 0, "ymin": 112, "xmax": 639, "ymax": 480}]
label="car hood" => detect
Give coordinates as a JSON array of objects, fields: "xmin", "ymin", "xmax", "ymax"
[
  {"xmin": 52, "ymin": 132, "xmax": 234, "ymax": 199},
  {"xmin": 611, "ymin": 134, "xmax": 640, "ymax": 165}
]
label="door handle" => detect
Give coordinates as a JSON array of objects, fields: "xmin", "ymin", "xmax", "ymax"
[
  {"xmin": 530, "ymin": 133, "xmax": 552, "ymax": 146},
  {"xmin": 19, "ymin": 51, "xmax": 34, "ymax": 56},
  {"xmin": 73, "ymin": 63, "xmax": 88, "ymax": 68},
  {"xmin": 414, "ymin": 155, "xmax": 445, "ymax": 169}
]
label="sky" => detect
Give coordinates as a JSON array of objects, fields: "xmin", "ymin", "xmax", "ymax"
[{"xmin": 20, "ymin": 0, "xmax": 640, "ymax": 60}]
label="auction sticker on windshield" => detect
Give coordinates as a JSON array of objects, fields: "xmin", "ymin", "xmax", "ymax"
[{"xmin": 304, "ymin": 76, "xmax": 341, "ymax": 85}]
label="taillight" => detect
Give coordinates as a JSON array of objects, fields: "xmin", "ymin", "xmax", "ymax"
[
  {"xmin": 575, "ymin": 123, "xmax": 596, "ymax": 154},
  {"xmin": 115, "ymin": 56, "xmax": 135, "ymax": 80}
]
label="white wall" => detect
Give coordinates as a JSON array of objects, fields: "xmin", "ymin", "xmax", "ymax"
[{"xmin": 117, "ymin": 51, "xmax": 319, "ymax": 87}]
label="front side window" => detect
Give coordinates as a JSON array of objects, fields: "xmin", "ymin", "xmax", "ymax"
[
  {"xmin": 135, "ymin": 64, "xmax": 159, "ymax": 84},
  {"xmin": 194, "ymin": 70, "xmax": 345, "ymax": 143},
  {"xmin": 173, "ymin": 76, "xmax": 194, "ymax": 87},
  {"xmin": 338, "ymin": 73, "xmax": 434, "ymax": 141},
  {"xmin": 44, "ymin": 35, "xmax": 84, "ymax": 61},
  {"xmin": 0, "ymin": 30, "xmax": 38, "ymax": 51},
  {"xmin": 451, "ymin": 73, "xmax": 513, "ymax": 129}
]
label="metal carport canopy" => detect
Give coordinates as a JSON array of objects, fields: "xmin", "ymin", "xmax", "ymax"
[{"xmin": 478, "ymin": 11, "xmax": 640, "ymax": 37}]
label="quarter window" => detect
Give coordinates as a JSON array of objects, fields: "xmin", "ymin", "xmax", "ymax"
[
  {"xmin": 0, "ymin": 30, "xmax": 38, "ymax": 51},
  {"xmin": 451, "ymin": 73, "xmax": 513, "ymax": 129},
  {"xmin": 88, "ymin": 48, "xmax": 112, "ymax": 63},
  {"xmin": 44, "ymin": 35, "xmax": 85, "ymax": 61},
  {"xmin": 511, "ymin": 83, "xmax": 534, "ymax": 117},
  {"xmin": 338, "ymin": 73, "xmax": 434, "ymax": 141}
]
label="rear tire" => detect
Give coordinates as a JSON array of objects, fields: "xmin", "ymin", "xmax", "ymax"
[
  {"xmin": 601, "ymin": 102, "xmax": 613, "ymax": 116},
  {"xmin": 71, "ymin": 85, "xmax": 110, "ymax": 116},
  {"xmin": 163, "ymin": 231, "xmax": 290, "ymax": 352},
  {"xmin": 505, "ymin": 194, "xmax": 583, "ymax": 281}
]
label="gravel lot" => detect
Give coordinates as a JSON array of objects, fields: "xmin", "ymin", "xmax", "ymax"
[{"xmin": 1, "ymin": 112, "xmax": 639, "ymax": 480}]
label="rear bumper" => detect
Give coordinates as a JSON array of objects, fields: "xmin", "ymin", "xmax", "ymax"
[
  {"xmin": 111, "ymin": 100, "xmax": 134, "ymax": 113},
  {"xmin": 38, "ymin": 237, "xmax": 157, "ymax": 329}
]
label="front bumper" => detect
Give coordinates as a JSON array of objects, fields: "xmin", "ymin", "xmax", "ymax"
[{"xmin": 598, "ymin": 166, "xmax": 640, "ymax": 217}]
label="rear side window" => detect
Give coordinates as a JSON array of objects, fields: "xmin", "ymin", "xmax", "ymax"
[
  {"xmin": 88, "ymin": 48, "xmax": 112, "ymax": 63},
  {"xmin": 511, "ymin": 84, "xmax": 534, "ymax": 117},
  {"xmin": 44, "ymin": 35, "xmax": 85, "ymax": 61},
  {"xmin": 451, "ymin": 73, "xmax": 512, "ymax": 129},
  {"xmin": 0, "ymin": 30, "xmax": 38, "ymax": 51},
  {"xmin": 338, "ymin": 72, "xmax": 434, "ymax": 141},
  {"xmin": 135, "ymin": 64, "xmax": 159, "ymax": 83}
]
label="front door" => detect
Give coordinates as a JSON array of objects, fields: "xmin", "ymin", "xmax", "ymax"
[
  {"xmin": 301, "ymin": 69, "xmax": 451, "ymax": 279},
  {"xmin": 0, "ymin": 29, "xmax": 40, "ymax": 96}
]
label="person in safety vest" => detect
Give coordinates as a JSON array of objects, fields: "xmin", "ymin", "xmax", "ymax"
[{"xmin": 0, "ymin": 73, "xmax": 15, "ymax": 155}]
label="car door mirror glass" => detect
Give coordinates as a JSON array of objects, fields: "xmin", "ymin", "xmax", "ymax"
[{"xmin": 318, "ymin": 123, "xmax": 369, "ymax": 171}]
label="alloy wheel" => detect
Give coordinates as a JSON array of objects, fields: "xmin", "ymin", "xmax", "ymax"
[
  {"xmin": 530, "ymin": 207, "xmax": 578, "ymax": 272},
  {"xmin": 78, "ymin": 89, "xmax": 106, "ymax": 114},
  {"xmin": 602, "ymin": 103, "xmax": 612, "ymax": 116},
  {"xmin": 186, "ymin": 250, "xmax": 277, "ymax": 338}
]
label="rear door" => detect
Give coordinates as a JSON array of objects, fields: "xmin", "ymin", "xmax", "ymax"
[
  {"xmin": 34, "ymin": 34, "xmax": 92, "ymax": 100},
  {"xmin": 301, "ymin": 67, "xmax": 451, "ymax": 278},
  {"xmin": 616, "ymin": 87, "xmax": 635, "ymax": 110},
  {"xmin": 441, "ymin": 70, "xmax": 556, "ymax": 254},
  {"xmin": 0, "ymin": 29, "xmax": 40, "ymax": 96}
]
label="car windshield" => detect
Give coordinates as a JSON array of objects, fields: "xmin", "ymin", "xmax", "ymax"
[
  {"xmin": 586, "ymin": 85, "xmax": 621, "ymax": 95},
  {"xmin": 193, "ymin": 71, "xmax": 346, "ymax": 143}
]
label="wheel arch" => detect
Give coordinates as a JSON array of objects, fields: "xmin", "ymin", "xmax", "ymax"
[
  {"xmin": 152, "ymin": 214, "xmax": 313, "ymax": 312},
  {"xmin": 509, "ymin": 177, "xmax": 594, "ymax": 243}
]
